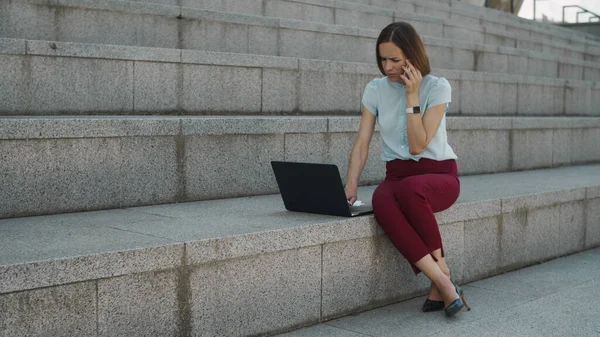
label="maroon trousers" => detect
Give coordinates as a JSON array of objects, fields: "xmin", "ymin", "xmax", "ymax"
[{"xmin": 372, "ymin": 158, "xmax": 460, "ymax": 274}]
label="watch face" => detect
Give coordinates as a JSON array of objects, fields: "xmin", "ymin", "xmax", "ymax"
[{"xmin": 413, "ymin": 106, "xmax": 421, "ymax": 113}]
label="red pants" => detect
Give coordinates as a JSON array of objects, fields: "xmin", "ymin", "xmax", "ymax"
[{"xmin": 372, "ymin": 158, "xmax": 460, "ymax": 274}]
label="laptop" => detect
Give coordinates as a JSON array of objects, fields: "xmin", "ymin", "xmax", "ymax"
[{"xmin": 270, "ymin": 161, "xmax": 373, "ymax": 217}]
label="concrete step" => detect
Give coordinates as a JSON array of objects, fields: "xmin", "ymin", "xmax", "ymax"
[
  {"xmin": 1, "ymin": 114, "xmax": 599, "ymax": 218},
  {"xmin": 1, "ymin": 164, "xmax": 599, "ymax": 336},
  {"xmin": 2, "ymin": 0, "xmax": 600, "ymax": 76},
  {"xmin": 120, "ymin": 0, "xmax": 600, "ymax": 50},
  {"xmin": 363, "ymin": 0, "xmax": 600, "ymax": 46},
  {"xmin": 1, "ymin": 38, "xmax": 599, "ymax": 116},
  {"xmin": 275, "ymin": 248, "xmax": 600, "ymax": 337}
]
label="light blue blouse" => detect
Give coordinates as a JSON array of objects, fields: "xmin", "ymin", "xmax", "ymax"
[{"xmin": 361, "ymin": 74, "xmax": 458, "ymax": 162}]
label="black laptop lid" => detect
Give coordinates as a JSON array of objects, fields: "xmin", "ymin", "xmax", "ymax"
[{"xmin": 271, "ymin": 161, "xmax": 351, "ymax": 217}]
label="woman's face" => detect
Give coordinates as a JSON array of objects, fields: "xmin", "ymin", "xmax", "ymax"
[{"xmin": 378, "ymin": 42, "xmax": 408, "ymax": 84}]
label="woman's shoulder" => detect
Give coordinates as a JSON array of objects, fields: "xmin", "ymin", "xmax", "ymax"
[
  {"xmin": 421, "ymin": 74, "xmax": 451, "ymax": 91},
  {"xmin": 365, "ymin": 77, "xmax": 387, "ymax": 89}
]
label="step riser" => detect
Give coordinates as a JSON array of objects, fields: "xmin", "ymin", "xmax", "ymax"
[
  {"xmin": 2, "ymin": 2, "xmax": 599, "ymax": 78},
  {"xmin": 122, "ymin": 0, "xmax": 599, "ymax": 47},
  {"xmin": 1, "ymin": 116, "xmax": 599, "ymax": 219},
  {"xmin": 2, "ymin": 43, "xmax": 599, "ymax": 116},
  {"xmin": 1, "ymin": 188, "xmax": 598, "ymax": 336}
]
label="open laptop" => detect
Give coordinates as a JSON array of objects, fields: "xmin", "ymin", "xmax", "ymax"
[{"xmin": 271, "ymin": 161, "xmax": 373, "ymax": 217}]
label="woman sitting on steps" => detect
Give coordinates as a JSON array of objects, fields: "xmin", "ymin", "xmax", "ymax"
[{"xmin": 344, "ymin": 21, "xmax": 470, "ymax": 317}]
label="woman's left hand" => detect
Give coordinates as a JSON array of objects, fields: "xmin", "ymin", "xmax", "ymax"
[{"xmin": 400, "ymin": 59, "xmax": 423, "ymax": 96}]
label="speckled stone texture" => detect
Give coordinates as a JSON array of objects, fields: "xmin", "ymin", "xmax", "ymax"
[
  {"xmin": 97, "ymin": 271, "xmax": 179, "ymax": 337},
  {"xmin": 189, "ymin": 246, "xmax": 322, "ymax": 337},
  {"xmin": 0, "ymin": 282, "xmax": 97, "ymax": 337}
]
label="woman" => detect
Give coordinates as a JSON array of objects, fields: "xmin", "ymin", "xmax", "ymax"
[{"xmin": 345, "ymin": 22, "xmax": 469, "ymax": 317}]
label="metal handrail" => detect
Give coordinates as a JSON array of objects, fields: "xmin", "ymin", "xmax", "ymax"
[{"xmin": 562, "ymin": 5, "xmax": 600, "ymax": 24}]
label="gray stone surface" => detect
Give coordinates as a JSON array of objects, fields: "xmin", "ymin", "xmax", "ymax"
[
  {"xmin": 190, "ymin": 246, "xmax": 322, "ymax": 337},
  {"xmin": 27, "ymin": 40, "xmax": 181, "ymax": 63},
  {"xmin": 439, "ymin": 279, "xmax": 600, "ymax": 337},
  {"xmin": 2, "ymin": 162, "xmax": 599, "ymax": 293},
  {"xmin": 181, "ymin": 0, "xmax": 263, "ymax": 14},
  {"xmin": 180, "ymin": 19, "xmax": 250, "ymax": 54},
  {"xmin": 565, "ymin": 82, "xmax": 592, "ymax": 116},
  {"xmin": 329, "ymin": 132, "xmax": 385, "ymax": 185},
  {"xmin": 182, "ymin": 6, "xmax": 278, "ymax": 27},
  {"xmin": 470, "ymin": 247, "xmax": 600, "ymax": 299},
  {"xmin": 449, "ymin": 130, "xmax": 510, "ymax": 174},
  {"xmin": 440, "ymin": 221, "xmax": 466, "ymax": 283},
  {"xmin": 182, "ymin": 116, "xmax": 326, "ymax": 135},
  {"xmin": 588, "ymin": 185, "xmax": 600, "ymax": 199},
  {"xmin": 572, "ymin": 128, "xmax": 600, "ymax": 163},
  {"xmin": 517, "ymin": 80, "xmax": 565, "ymax": 115},
  {"xmin": 499, "ymin": 210, "xmax": 529, "ymax": 270},
  {"xmin": 265, "ymin": 0, "xmax": 335, "ymax": 24},
  {"xmin": 335, "ymin": 7, "xmax": 392, "ymax": 31},
  {"xmin": 277, "ymin": 324, "xmax": 367, "ymax": 337},
  {"xmin": 323, "ymin": 285, "xmax": 532, "ymax": 337},
  {"xmin": 97, "ymin": 270, "xmax": 179, "ymax": 337},
  {"xmin": 134, "ymin": 61, "xmax": 179, "ymax": 112},
  {"xmin": 1, "ymin": 116, "xmax": 596, "ymax": 218},
  {"xmin": 2, "ymin": 42, "xmax": 599, "ymax": 116},
  {"xmin": 5, "ymin": 0, "xmax": 599, "ymax": 68},
  {"xmin": 0, "ymin": 282, "xmax": 97, "ymax": 337},
  {"xmin": 527, "ymin": 205, "xmax": 561, "ymax": 263},
  {"xmin": 0, "ymin": 38, "xmax": 26, "ymax": 54},
  {"xmin": 181, "ymin": 49, "xmax": 297, "ymax": 69},
  {"xmin": 0, "ymin": 55, "xmax": 29, "ymax": 113},
  {"xmin": 184, "ymin": 134, "xmax": 284, "ymax": 199},
  {"xmin": 321, "ymin": 236, "xmax": 430, "ymax": 319},
  {"xmin": 0, "ymin": 136, "xmax": 178, "ymax": 218},
  {"xmin": 0, "ymin": 219, "xmax": 181, "ymax": 292},
  {"xmin": 119, "ymin": 136, "xmax": 180, "ymax": 206},
  {"xmin": 262, "ymin": 69, "xmax": 299, "ymax": 113},
  {"xmin": 284, "ymin": 133, "xmax": 330, "ymax": 163},
  {"xmin": 0, "ymin": 117, "xmax": 180, "ymax": 140},
  {"xmin": 558, "ymin": 201, "xmax": 585, "ymax": 256},
  {"xmin": 459, "ymin": 76, "xmax": 503, "ymax": 115},
  {"xmin": 552, "ymin": 129, "xmax": 573, "ymax": 166},
  {"xmin": 181, "ymin": 64, "xmax": 262, "ymax": 113},
  {"xmin": 558, "ymin": 61, "xmax": 583, "ymax": 80},
  {"xmin": 29, "ymin": 56, "xmax": 134, "ymax": 114},
  {"xmin": 185, "ymin": 215, "xmax": 378, "ymax": 264},
  {"xmin": 0, "ymin": 138, "xmax": 119, "ymax": 217},
  {"xmin": 435, "ymin": 200, "xmax": 501, "ymax": 225},
  {"xmin": 502, "ymin": 188, "xmax": 586, "ymax": 214},
  {"xmin": 511, "ymin": 129, "xmax": 553, "ymax": 170},
  {"xmin": 278, "ymin": 248, "xmax": 600, "ymax": 337},
  {"xmin": 298, "ymin": 70, "xmax": 363, "ymax": 113},
  {"xmin": 463, "ymin": 216, "xmax": 501, "ymax": 282},
  {"xmin": 586, "ymin": 198, "xmax": 600, "ymax": 249}
]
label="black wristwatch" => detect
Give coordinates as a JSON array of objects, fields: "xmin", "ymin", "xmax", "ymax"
[{"xmin": 405, "ymin": 106, "xmax": 421, "ymax": 114}]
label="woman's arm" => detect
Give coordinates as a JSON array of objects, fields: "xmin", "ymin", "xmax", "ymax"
[
  {"xmin": 402, "ymin": 59, "xmax": 446, "ymax": 155},
  {"xmin": 406, "ymin": 103, "xmax": 446, "ymax": 155},
  {"xmin": 345, "ymin": 104, "xmax": 376, "ymax": 205}
]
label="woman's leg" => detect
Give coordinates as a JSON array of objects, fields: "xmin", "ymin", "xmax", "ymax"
[
  {"xmin": 428, "ymin": 249, "xmax": 450, "ymax": 301},
  {"xmin": 392, "ymin": 174, "xmax": 460, "ymax": 255},
  {"xmin": 414, "ymin": 254, "xmax": 459, "ymax": 307},
  {"xmin": 391, "ymin": 174, "xmax": 460, "ymax": 299},
  {"xmin": 372, "ymin": 180, "xmax": 431, "ymax": 271}
]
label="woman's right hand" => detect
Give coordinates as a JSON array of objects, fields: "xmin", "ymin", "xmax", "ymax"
[{"xmin": 345, "ymin": 184, "xmax": 358, "ymax": 206}]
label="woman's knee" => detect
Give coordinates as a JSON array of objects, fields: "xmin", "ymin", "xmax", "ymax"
[{"xmin": 372, "ymin": 183, "xmax": 395, "ymax": 212}]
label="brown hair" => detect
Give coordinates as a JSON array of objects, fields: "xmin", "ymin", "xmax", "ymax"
[{"xmin": 375, "ymin": 22, "xmax": 431, "ymax": 77}]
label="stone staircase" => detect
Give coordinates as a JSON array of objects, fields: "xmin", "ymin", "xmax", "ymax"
[{"xmin": 0, "ymin": 0, "xmax": 599, "ymax": 336}]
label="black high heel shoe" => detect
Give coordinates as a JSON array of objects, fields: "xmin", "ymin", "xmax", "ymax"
[
  {"xmin": 453, "ymin": 281, "xmax": 471, "ymax": 311},
  {"xmin": 422, "ymin": 298, "xmax": 444, "ymax": 312},
  {"xmin": 445, "ymin": 282, "xmax": 471, "ymax": 317}
]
